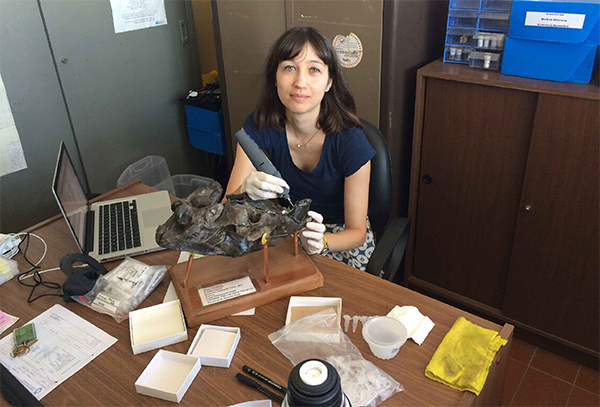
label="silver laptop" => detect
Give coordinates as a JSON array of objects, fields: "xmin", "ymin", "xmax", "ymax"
[{"xmin": 52, "ymin": 142, "xmax": 173, "ymax": 262}]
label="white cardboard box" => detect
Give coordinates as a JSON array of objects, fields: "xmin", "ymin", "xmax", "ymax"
[
  {"xmin": 285, "ymin": 296, "xmax": 342, "ymax": 326},
  {"xmin": 187, "ymin": 324, "xmax": 240, "ymax": 368},
  {"xmin": 129, "ymin": 300, "xmax": 188, "ymax": 355},
  {"xmin": 135, "ymin": 350, "xmax": 201, "ymax": 403}
]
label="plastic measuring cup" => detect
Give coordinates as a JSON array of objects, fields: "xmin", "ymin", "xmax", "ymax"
[{"xmin": 362, "ymin": 316, "xmax": 408, "ymax": 360}]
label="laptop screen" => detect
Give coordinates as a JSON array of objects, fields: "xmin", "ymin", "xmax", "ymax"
[{"xmin": 52, "ymin": 142, "xmax": 88, "ymax": 253}]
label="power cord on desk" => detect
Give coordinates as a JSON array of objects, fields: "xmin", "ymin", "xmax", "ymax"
[
  {"xmin": 19, "ymin": 264, "xmax": 86, "ymax": 280},
  {"xmin": 16, "ymin": 233, "xmax": 62, "ymax": 303}
]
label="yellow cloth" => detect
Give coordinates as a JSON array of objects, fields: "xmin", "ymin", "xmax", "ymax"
[{"xmin": 425, "ymin": 317, "xmax": 507, "ymax": 395}]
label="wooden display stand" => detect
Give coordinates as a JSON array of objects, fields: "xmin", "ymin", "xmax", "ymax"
[{"xmin": 170, "ymin": 234, "xmax": 323, "ymax": 327}]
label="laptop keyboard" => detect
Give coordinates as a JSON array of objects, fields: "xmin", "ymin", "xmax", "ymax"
[{"xmin": 98, "ymin": 200, "xmax": 141, "ymax": 255}]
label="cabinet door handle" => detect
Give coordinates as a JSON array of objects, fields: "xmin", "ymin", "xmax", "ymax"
[
  {"xmin": 524, "ymin": 205, "xmax": 532, "ymax": 211},
  {"xmin": 423, "ymin": 174, "xmax": 433, "ymax": 184},
  {"xmin": 179, "ymin": 20, "xmax": 189, "ymax": 44}
]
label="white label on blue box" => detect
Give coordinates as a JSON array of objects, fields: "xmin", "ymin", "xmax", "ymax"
[
  {"xmin": 525, "ymin": 12, "xmax": 585, "ymax": 29},
  {"xmin": 198, "ymin": 276, "xmax": 256, "ymax": 306}
]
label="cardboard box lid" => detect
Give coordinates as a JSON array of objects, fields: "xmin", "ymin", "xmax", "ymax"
[
  {"xmin": 135, "ymin": 350, "xmax": 201, "ymax": 403},
  {"xmin": 285, "ymin": 296, "xmax": 342, "ymax": 326},
  {"xmin": 129, "ymin": 300, "xmax": 188, "ymax": 354},
  {"xmin": 187, "ymin": 324, "xmax": 241, "ymax": 368}
]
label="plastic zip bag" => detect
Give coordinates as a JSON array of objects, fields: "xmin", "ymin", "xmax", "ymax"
[
  {"xmin": 0, "ymin": 255, "xmax": 19, "ymax": 286},
  {"xmin": 73, "ymin": 257, "xmax": 168, "ymax": 322},
  {"xmin": 268, "ymin": 309, "xmax": 404, "ymax": 407}
]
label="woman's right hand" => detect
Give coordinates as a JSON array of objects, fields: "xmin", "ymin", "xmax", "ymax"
[{"xmin": 240, "ymin": 171, "xmax": 290, "ymax": 200}]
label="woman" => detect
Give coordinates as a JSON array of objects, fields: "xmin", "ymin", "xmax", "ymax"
[{"xmin": 224, "ymin": 26, "xmax": 376, "ymax": 271}]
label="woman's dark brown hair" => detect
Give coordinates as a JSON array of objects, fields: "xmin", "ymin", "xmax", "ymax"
[{"xmin": 254, "ymin": 26, "xmax": 362, "ymax": 135}]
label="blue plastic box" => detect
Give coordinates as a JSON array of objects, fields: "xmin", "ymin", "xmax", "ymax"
[
  {"xmin": 184, "ymin": 105, "xmax": 226, "ymax": 156},
  {"xmin": 509, "ymin": 0, "xmax": 600, "ymax": 44},
  {"xmin": 501, "ymin": 37, "xmax": 598, "ymax": 82}
]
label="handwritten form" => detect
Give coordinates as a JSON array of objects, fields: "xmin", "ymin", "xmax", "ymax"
[
  {"xmin": 110, "ymin": 0, "xmax": 167, "ymax": 34},
  {"xmin": 0, "ymin": 74, "xmax": 27, "ymax": 177},
  {"xmin": 0, "ymin": 304, "xmax": 117, "ymax": 400}
]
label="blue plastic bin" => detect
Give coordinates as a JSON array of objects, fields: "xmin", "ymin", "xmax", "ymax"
[
  {"xmin": 501, "ymin": 37, "xmax": 598, "ymax": 83},
  {"xmin": 184, "ymin": 105, "xmax": 227, "ymax": 156},
  {"xmin": 508, "ymin": 0, "xmax": 600, "ymax": 44}
]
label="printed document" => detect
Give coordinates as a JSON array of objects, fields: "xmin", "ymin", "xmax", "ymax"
[
  {"xmin": 198, "ymin": 276, "xmax": 256, "ymax": 306},
  {"xmin": 110, "ymin": 0, "xmax": 167, "ymax": 34},
  {"xmin": 0, "ymin": 304, "xmax": 117, "ymax": 400},
  {"xmin": 0, "ymin": 310, "xmax": 19, "ymax": 334},
  {"xmin": 0, "ymin": 74, "xmax": 27, "ymax": 177},
  {"xmin": 176, "ymin": 252, "xmax": 255, "ymax": 315}
]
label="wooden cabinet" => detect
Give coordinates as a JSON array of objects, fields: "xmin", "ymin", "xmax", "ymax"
[{"xmin": 407, "ymin": 60, "xmax": 599, "ymax": 360}]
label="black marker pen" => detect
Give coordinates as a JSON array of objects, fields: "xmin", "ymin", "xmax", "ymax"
[
  {"xmin": 236, "ymin": 373, "xmax": 284, "ymax": 404},
  {"xmin": 243, "ymin": 365, "xmax": 288, "ymax": 393}
]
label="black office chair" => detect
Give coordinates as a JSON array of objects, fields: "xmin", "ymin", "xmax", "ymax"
[{"xmin": 361, "ymin": 119, "xmax": 411, "ymax": 282}]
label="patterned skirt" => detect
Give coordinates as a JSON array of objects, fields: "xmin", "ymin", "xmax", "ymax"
[{"xmin": 321, "ymin": 219, "xmax": 375, "ymax": 271}]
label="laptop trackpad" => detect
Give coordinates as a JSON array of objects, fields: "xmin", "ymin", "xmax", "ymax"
[{"xmin": 142, "ymin": 208, "xmax": 171, "ymax": 228}]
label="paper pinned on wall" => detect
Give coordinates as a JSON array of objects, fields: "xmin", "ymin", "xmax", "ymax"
[
  {"xmin": 332, "ymin": 33, "xmax": 364, "ymax": 69},
  {"xmin": 109, "ymin": 0, "xmax": 168, "ymax": 34},
  {"xmin": 0, "ymin": 74, "xmax": 27, "ymax": 178}
]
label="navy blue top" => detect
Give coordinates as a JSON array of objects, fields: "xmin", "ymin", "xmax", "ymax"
[{"xmin": 243, "ymin": 113, "xmax": 376, "ymax": 224}]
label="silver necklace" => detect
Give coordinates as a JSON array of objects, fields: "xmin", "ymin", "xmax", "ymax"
[{"xmin": 294, "ymin": 128, "xmax": 320, "ymax": 149}]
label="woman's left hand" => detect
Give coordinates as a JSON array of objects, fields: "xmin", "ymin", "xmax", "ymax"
[{"xmin": 300, "ymin": 211, "xmax": 327, "ymax": 255}]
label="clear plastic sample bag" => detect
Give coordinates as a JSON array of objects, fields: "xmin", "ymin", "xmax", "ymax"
[
  {"xmin": 74, "ymin": 257, "xmax": 168, "ymax": 322},
  {"xmin": 268, "ymin": 309, "xmax": 404, "ymax": 407}
]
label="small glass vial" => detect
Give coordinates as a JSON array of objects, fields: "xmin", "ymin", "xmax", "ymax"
[
  {"xmin": 456, "ymin": 47, "xmax": 463, "ymax": 61},
  {"xmin": 483, "ymin": 53, "xmax": 492, "ymax": 69},
  {"xmin": 449, "ymin": 47, "xmax": 457, "ymax": 59},
  {"xmin": 282, "ymin": 359, "xmax": 351, "ymax": 407}
]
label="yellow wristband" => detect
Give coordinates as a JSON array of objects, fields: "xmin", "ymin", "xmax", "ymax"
[{"xmin": 320, "ymin": 235, "xmax": 330, "ymax": 255}]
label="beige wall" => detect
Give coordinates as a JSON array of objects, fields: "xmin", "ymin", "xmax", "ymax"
[
  {"xmin": 191, "ymin": 0, "xmax": 218, "ymax": 75},
  {"xmin": 214, "ymin": 1, "xmax": 287, "ymax": 136},
  {"xmin": 214, "ymin": 0, "xmax": 382, "ymax": 150},
  {"xmin": 287, "ymin": 0, "xmax": 382, "ymax": 126}
]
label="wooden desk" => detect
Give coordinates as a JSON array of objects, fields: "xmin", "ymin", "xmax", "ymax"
[{"xmin": 0, "ymin": 181, "xmax": 513, "ymax": 406}]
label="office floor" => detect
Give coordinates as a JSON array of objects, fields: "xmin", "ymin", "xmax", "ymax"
[{"xmin": 503, "ymin": 339, "xmax": 600, "ymax": 406}]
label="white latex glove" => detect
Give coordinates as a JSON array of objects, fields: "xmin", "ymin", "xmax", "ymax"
[
  {"xmin": 300, "ymin": 211, "xmax": 327, "ymax": 255},
  {"xmin": 240, "ymin": 171, "xmax": 290, "ymax": 201}
]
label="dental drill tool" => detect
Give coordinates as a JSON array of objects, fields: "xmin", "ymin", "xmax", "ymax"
[{"xmin": 235, "ymin": 129, "xmax": 293, "ymax": 206}]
